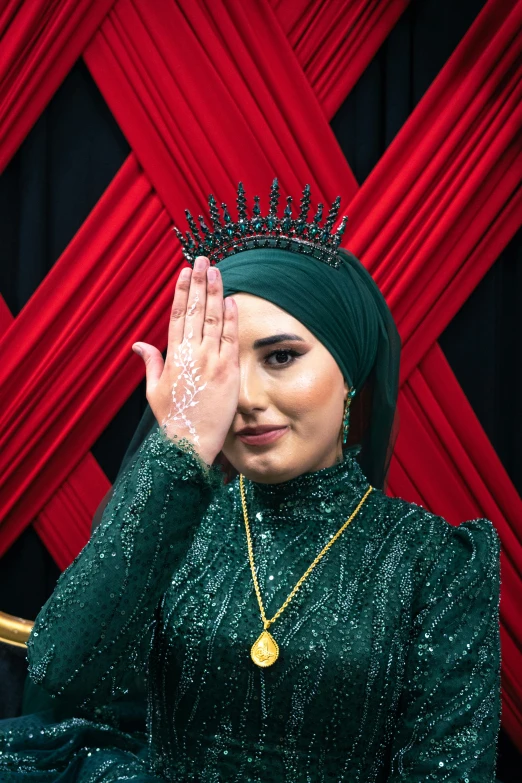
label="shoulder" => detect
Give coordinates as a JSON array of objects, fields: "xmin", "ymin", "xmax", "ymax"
[{"xmin": 368, "ymin": 490, "xmax": 501, "ymax": 588}]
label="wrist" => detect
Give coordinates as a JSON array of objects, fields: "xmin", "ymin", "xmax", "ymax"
[
  {"xmin": 195, "ymin": 446, "xmax": 218, "ymax": 469},
  {"xmin": 156, "ymin": 425, "xmax": 219, "ymax": 470}
]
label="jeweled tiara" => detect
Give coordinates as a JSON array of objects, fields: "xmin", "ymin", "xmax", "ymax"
[{"xmin": 173, "ymin": 178, "xmax": 348, "ymax": 270}]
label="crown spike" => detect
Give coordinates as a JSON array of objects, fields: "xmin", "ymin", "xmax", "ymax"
[
  {"xmin": 323, "ymin": 196, "xmax": 341, "ymax": 233},
  {"xmin": 298, "ymin": 184, "xmax": 311, "ymax": 222},
  {"xmin": 313, "ymin": 203, "xmax": 323, "ymax": 224},
  {"xmin": 269, "ymin": 178, "xmax": 280, "ymax": 216},
  {"xmin": 221, "ymin": 202, "xmax": 236, "ymax": 239},
  {"xmin": 332, "ymin": 215, "xmax": 348, "ymax": 250},
  {"xmin": 282, "ymin": 195, "xmax": 293, "ymax": 232},
  {"xmin": 199, "ymin": 215, "xmax": 217, "ymax": 250},
  {"xmin": 198, "ymin": 215, "xmax": 209, "ymax": 231},
  {"xmin": 208, "ymin": 194, "xmax": 222, "ymax": 235},
  {"xmin": 237, "ymin": 182, "xmax": 248, "ymax": 223},
  {"xmin": 252, "ymin": 195, "xmax": 263, "ymax": 232},
  {"xmin": 185, "ymin": 230, "xmax": 197, "ymax": 260},
  {"xmin": 185, "ymin": 209, "xmax": 202, "ymax": 242},
  {"xmin": 172, "ymin": 225, "xmax": 189, "ymax": 257}
]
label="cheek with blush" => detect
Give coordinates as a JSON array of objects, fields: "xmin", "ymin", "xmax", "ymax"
[{"xmin": 274, "ymin": 364, "xmax": 342, "ymax": 438}]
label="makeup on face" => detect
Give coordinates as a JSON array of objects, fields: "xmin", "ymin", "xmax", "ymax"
[{"xmin": 222, "ymin": 293, "xmax": 347, "ymax": 482}]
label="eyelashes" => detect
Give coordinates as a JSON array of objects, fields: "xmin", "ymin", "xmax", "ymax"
[{"xmin": 263, "ymin": 348, "xmax": 303, "ymax": 368}]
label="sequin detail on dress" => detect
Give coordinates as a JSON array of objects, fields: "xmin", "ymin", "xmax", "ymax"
[{"xmin": 0, "ymin": 436, "xmax": 501, "ymax": 782}]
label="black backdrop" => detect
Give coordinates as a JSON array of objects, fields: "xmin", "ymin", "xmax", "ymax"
[{"xmin": 0, "ymin": 0, "xmax": 519, "ymax": 775}]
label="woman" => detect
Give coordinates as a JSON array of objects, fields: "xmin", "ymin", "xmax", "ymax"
[{"xmin": 0, "ymin": 182, "xmax": 501, "ymax": 781}]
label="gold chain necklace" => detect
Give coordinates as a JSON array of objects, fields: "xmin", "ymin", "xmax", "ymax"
[{"xmin": 239, "ymin": 474, "xmax": 373, "ymax": 667}]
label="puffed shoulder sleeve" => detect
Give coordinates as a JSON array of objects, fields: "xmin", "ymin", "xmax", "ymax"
[
  {"xmin": 388, "ymin": 516, "xmax": 501, "ymax": 782},
  {"xmin": 26, "ymin": 424, "xmax": 225, "ymax": 707}
]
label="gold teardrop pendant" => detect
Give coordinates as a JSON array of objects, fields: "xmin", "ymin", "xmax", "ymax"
[{"xmin": 251, "ymin": 630, "xmax": 279, "ymax": 667}]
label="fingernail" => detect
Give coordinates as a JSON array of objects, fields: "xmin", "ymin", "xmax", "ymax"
[
  {"xmin": 207, "ymin": 268, "xmax": 217, "ymax": 281},
  {"xmin": 180, "ymin": 268, "xmax": 191, "ymax": 280},
  {"xmin": 132, "ymin": 344, "xmax": 142, "ymax": 356}
]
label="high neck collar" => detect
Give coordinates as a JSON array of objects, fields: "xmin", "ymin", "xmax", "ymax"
[{"xmin": 243, "ymin": 445, "xmax": 369, "ymax": 511}]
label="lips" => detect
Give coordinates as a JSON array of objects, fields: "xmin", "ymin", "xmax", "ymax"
[
  {"xmin": 236, "ymin": 425, "xmax": 286, "ymax": 436},
  {"xmin": 236, "ymin": 426, "xmax": 289, "ymax": 446}
]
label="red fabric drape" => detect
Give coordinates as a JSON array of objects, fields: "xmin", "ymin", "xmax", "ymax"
[
  {"xmin": 84, "ymin": 0, "xmax": 521, "ymax": 525},
  {"xmin": 32, "ymin": 454, "xmax": 109, "ymax": 570},
  {"xmin": 83, "ymin": 0, "xmax": 520, "ymax": 375},
  {"xmin": 0, "ymin": 279, "xmax": 109, "ymax": 568},
  {"xmin": 0, "ymin": 0, "xmax": 116, "ymax": 174},
  {"xmin": 0, "ymin": 0, "xmax": 520, "ymax": 748},
  {"xmin": 345, "ymin": 0, "xmax": 521, "ymax": 378},
  {"xmin": 0, "ymin": 156, "xmax": 183, "ymax": 557},
  {"xmin": 392, "ymin": 345, "xmax": 522, "ymax": 530},
  {"xmin": 269, "ymin": 0, "xmax": 411, "ymax": 118},
  {"xmin": 83, "ymin": 0, "xmax": 359, "ymax": 225}
]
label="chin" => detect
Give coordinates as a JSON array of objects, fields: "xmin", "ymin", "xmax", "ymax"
[{"xmin": 226, "ymin": 440, "xmax": 301, "ymax": 484}]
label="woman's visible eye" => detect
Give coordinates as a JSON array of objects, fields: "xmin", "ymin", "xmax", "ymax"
[{"xmin": 264, "ymin": 349, "xmax": 303, "ymax": 368}]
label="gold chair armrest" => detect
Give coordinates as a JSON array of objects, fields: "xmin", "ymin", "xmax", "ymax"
[{"xmin": 0, "ymin": 611, "xmax": 33, "ymax": 648}]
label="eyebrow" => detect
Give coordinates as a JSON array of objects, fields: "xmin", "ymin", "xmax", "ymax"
[{"xmin": 252, "ymin": 333, "xmax": 306, "ymax": 349}]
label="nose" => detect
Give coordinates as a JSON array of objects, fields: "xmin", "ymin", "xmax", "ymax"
[{"xmin": 236, "ymin": 357, "xmax": 269, "ymax": 415}]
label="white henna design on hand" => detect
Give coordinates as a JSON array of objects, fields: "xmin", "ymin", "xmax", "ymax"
[{"xmin": 162, "ymin": 293, "xmax": 207, "ymax": 445}]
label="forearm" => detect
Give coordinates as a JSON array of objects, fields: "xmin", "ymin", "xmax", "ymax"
[{"xmin": 27, "ymin": 424, "xmax": 223, "ymax": 706}]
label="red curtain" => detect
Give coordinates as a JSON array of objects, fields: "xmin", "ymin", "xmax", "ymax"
[
  {"xmin": 0, "ymin": 296, "xmax": 109, "ymax": 566},
  {"xmin": 346, "ymin": 0, "xmax": 521, "ymax": 379},
  {"xmin": 0, "ymin": 0, "xmax": 520, "ymax": 749},
  {"xmin": 0, "ymin": 156, "xmax": 181, "ymax": 557},
  {"xmin": 83, "ymin": 0, "xmax": 359, "ymax": 223},
  {"xmin": 0, "ymin": 0, "xmax": 116, "ymax": 174},
  {"xmin": 270, "ymin": 0, "xmax": 411, "ymax": 118}
]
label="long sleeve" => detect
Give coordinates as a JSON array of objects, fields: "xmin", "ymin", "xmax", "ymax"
[
  {"xmin": 26, "ymin": 424, "xmax": 225, "ymax": 708},
  {"xmin": 388, "ymin": 516, "xmax": 502, "ymax": 781}
]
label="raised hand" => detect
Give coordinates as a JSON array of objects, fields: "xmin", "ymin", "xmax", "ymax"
[{"xmin": 132, "ymin": 255, "xmax": 240, "ymax": 465}]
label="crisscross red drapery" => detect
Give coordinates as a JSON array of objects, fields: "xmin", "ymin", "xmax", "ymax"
[
  {"xmin": 0, "ymin": 156, "xmax": 180, "ymax": 553},
  {"xmin": 0, "ymin": 0, "xmax": 116, "ymax": 174},
  {"xmin": 0, "ymin": 0, "xmax": 520, "ymax": 749},
  {"xmin": 269, "ymin": 0, "xmax": 411, "ymax": 118}
]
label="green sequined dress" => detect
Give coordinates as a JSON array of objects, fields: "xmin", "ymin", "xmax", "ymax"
[{"xmin": 0, "ymin": 425, "xmax": 501, "ymax": 781}]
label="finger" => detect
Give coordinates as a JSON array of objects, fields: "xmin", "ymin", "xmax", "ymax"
[
  {"xmin": 184, "ymin": 255, "xmax": 209, "ymax": 342},
  {"xmin": 220, "ymin": 297, "xmax": 239, "ymax": 360},
  {"xmin": 201, "ymin": 265, "xmax": 224, "ymax": 346},
  {"xmin": 132, "ymin": 343, "xmax": 164, "ymax": 397},
  {"xmin": 167, "ymin": 266, "xmax": 192, "ymax": 351}
]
